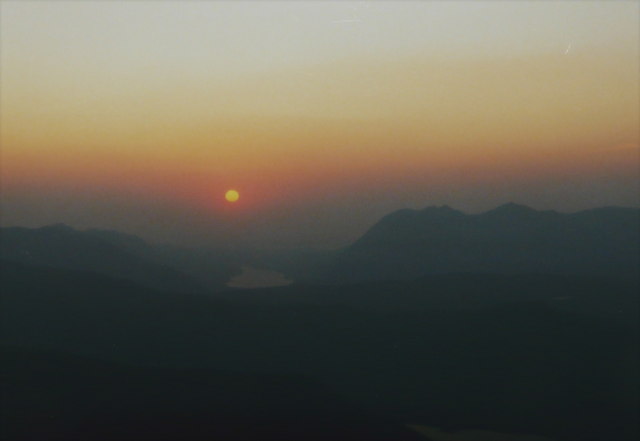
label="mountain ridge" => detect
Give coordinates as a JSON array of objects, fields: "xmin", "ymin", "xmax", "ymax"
[
  {"xmin": 311, "ymin": 203, "xmax": 640, "ymax": 283},
  {"xmin": 0, "ymin": 225, "xmax": 202, "ymax": 291}
]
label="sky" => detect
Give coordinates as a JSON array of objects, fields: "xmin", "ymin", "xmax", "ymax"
[{"xmin": 1, "ymin": 1, "xmax": 638, "ymax": 249}]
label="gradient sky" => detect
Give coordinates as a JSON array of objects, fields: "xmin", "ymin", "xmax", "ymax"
[{"xmin": 1, "ymin": 1, "xmax": 638, "ymax": 249}]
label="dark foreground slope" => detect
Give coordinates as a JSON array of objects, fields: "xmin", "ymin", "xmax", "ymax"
[
  {"xmin": 277, "ymin": 204, "xmax": 639, "ymax": 283},
  {"xmin": 1, "ymin": 346, "xmax": 424, "ymax": 441},
  {"xmin": 2, "ymin": 260, "xmax": 637, "ymax": 441}
]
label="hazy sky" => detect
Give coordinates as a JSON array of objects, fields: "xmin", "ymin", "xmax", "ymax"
[{"xmin": 1, "ymin": 1, "xmax": 638, "ymax": 248}]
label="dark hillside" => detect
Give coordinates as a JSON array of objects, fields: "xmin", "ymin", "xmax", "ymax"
[
  {"xmin": 1, "ymin": 346, "xmax": 425, "ymax": 441},
  {"xmin": 2, "ymin": 260, "xmax": 637, "ymax": 440}
]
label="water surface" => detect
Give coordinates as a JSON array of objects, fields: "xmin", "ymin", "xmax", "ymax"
[{"xmin": 226, "ymin": 265, "xmax": 292, "ymax": 289}]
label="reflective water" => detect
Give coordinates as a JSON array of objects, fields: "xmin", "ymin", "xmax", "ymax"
[{"xmin": 226, "ymin": 265, "xmax": 293, "ymax": 289}]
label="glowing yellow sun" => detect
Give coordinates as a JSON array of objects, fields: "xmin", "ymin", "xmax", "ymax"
[{"xmin": 225, "ymin": 189, "xmax": 239, "ymax": 202}]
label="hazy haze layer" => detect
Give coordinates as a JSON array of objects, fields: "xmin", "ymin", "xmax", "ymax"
[{"xmin": 1, "ymin": 1, "xmax": 638, "ymax": 248}]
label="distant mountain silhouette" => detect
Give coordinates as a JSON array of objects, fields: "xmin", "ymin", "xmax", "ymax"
[
  {"xmin": 0, "ymin": 225, "xmax": 242, "ymax": 292},
  {"xmin": 294, "ymin": 204, "xmax": 639, "ymax": 283},
  {"xmin": 0, "ymin": 225, "xmax": 205, "ymax": 293},
  {"xmin": 2, "ymin": 205, "xmax": 638, "ymax": 439},
  {"xmin": 84, "ymin": 226, "xmax": 245, "ymax": 290}
]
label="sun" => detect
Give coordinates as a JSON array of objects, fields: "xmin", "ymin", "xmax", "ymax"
[{"xmin": 225, "ymin": 189, "xmax": 240, "ymax": 203}]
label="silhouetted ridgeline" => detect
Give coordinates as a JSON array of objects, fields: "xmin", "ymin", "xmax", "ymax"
[
  {"xmin": 273, "ymin": 203, "xmax": 640, "ymax": 283},
  {"xmin": 2, "ymin": 203, "xmax": 637, "ymax": 288},
  {"xmin": 1, "ymin": 204, "xmax": 638, "ymax": 440},
  {"xmin": 0, "ymin": 224, "xmax": 243, "ymax": 292}
]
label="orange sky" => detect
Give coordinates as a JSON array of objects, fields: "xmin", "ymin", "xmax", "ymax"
[{"xmin": 1, "ymin": 1, "xmax": 638, "ymax": 248}]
